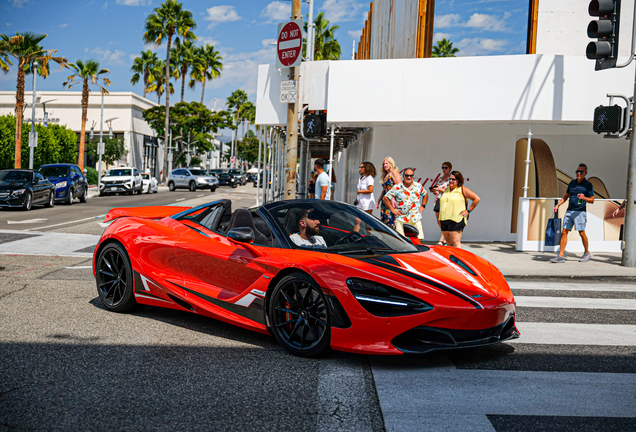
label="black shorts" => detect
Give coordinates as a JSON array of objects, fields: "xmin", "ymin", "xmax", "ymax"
[
  {"xmin": 440, "ymin": 219, "xmax": 466, "ymax": 232},
  {"xmin": 308, "ymin": 184, "xmax": 315, "ymax": 193}
]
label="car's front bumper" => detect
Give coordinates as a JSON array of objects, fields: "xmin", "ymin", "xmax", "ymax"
[
  {"xmin": 100, "ymin": 183, "xmax": 133, "ymax": 193},
  {"xmin": 0, "ymin": 193, "xmax": 27, "ymax": 207}
]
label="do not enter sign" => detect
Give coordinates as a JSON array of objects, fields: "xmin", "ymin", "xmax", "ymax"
[{"xmin": 276, "ymin": 19, "xmax": 303, "ymax": 69}]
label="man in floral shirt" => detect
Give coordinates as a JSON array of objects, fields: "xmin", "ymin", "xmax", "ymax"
[{"xmin": 383, "ymin": 167, "xmax": 428, "ymax": 239}]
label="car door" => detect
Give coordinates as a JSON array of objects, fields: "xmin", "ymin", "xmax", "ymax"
[
  {"xmin": 174, "ymin": 219, "xmax": 269, "ymax": 308},
  {"xmin": 172, "ymin": 170, "xmax": 183, "ymax": 187},
  {"xmin": 70, "ymin": 166, "xmax": 80, "ymax": 196},
  {"xmin": 133, "ymin": 169, "xmax": 142, "ymax": 190},
  {"xmin": 33, "ymin": 172, "xmax": 47, "ymax": 202}
]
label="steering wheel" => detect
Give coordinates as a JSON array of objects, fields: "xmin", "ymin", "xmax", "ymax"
[{"xmin": 335, "ymin": 231, "xmax": 363, "ymax": 245}]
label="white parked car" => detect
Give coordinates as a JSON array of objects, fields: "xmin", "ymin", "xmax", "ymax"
[
  {"xmin": 141, "ymin": 173, "xmax": 158, "ymax": 194},
  {"xmin": 99, "ymin": 167, "xmax": 143, "ymax": 196}
]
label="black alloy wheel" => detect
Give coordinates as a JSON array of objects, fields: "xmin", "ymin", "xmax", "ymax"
[
  {"xmin": 66, "ymin": 188, "xmax": 74, "ymax": 205},
  {"xmin": 268, "ymin": 273, "xmax": 331, "ymax": 357},
  {"xmin": 189, "ymin": 181, "xmax": 196, "ymax": 192},
  {"xmin": 79, "ymin": 187, "xmax": 88, "ymax": 203},
  {"xmin": 22, "ymin": 192, "xmax": 32, "ymax": 211},
  {"xmin": 168, "ymin": 181, "xmax": 175, "ymax": 191},
  {"xmin": 96, "ymin": 242, "xmax": 139, "ymax": 312},
  {"xmin": 45, "ymin": 191, "xmax": 55, "ymax": 208}
]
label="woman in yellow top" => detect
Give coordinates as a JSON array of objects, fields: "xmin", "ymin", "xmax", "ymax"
[{"xmin": 438, "ymin": 171, "xmax": 480, "ymax": 249}]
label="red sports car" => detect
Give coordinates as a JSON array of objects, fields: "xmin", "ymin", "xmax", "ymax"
[{"xmin": 94, "ymin": 199, "xmax": 519, "ymax": 357}]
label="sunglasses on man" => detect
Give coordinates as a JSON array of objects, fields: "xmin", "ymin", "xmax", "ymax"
[
  {"xmin": 576, "ymin": 170, "xmax": 585, "ymax": 174},
  {"xmin": 404, "ymin": 174, "xmax": 414, "ymax": 178}
]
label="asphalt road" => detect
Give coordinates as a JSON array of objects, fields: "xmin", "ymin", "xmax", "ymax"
[{"xmin": 0, "ymin": 189, "xmax": 635, "ymax": 431}]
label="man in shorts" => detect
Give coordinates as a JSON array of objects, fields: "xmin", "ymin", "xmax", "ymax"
[{"xmin": 550, "ymin": 163, "xmax": 595, "ymax": 263}]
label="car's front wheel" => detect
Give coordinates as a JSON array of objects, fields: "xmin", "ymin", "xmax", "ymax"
[
  {"xmin": 79, "ymin": 187, "xmax": 88, "ymax": 203},
  {"xmin": 268, "ymin": 273, "xmax": 331, "ymax": 357},
  {"xmin": 66, "ymin": 188, "xmax": 74, "ymax": 205},
  {"xmin": 211, "ymin": 186, "xmax": 217, "ymax": 192},
  {"xmin": 96, "ymin": 242, "xmax": 140, "ymax": 313},
  {"xmin": 22, "ymin": 192, "xmax": 32, "ymax": 211}
]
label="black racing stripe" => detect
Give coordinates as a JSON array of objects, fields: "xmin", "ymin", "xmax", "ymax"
[
  {"xmin": 488, "ymin": 415, "xmax": 636, "ymax": 432},
  {"xmin": 516, "ymin": 307, "xmax": 636, "ymax": 325},
  {"xmin": 362, "ymin": 257, "xmax": 483, "ymax": 309},
  {"xmin": 168, "ymin": 281, "xmax": 265, "ymax": 325},
  {"xmin": 512, "ymin": 289, "xmax": 636, "ymax": 299}
]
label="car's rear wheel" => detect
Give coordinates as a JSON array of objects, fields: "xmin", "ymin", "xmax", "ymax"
[
  {"xmin": 66, "ymin": 188, "xmax": 74, "ymax": 205},
  {"xmin": 22, "ymin": 192, "xmax": 32, "ymax": 211},
  {"xmin": 168, "ymin": 181, "xmax": 175, "ymax": 191},
  {"xmin": 79, "ymin": 187, "xmax": 88, "ymax": 203},
  {"xmin": 268, "ymin": 273, "xmax": 331, "ymax": 357},
  {"xmin": 189, "ymin": 181, "xmax": 196, "ymax": 192},
  {"xmin": 211, "ymin": 186, "xmax": 217, "ymax": 192},
  {"xmin": 96, "ymin": 242, "xmax": 139, "ymax": 312},
  {"xmin": 45, "ymin": 191, "xmax": 55, "ymax": 208}
]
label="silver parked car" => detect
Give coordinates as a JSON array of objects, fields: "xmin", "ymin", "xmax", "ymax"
[{"xmin": 168, "ymin": 168, "xmax": 219, "ymax": 192}]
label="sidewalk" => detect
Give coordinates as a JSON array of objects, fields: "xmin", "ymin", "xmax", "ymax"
[{"xmin": 456, "ymin": 242, "xmax": 636, "ymax": 280}]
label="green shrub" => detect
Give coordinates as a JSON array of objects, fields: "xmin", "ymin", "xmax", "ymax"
[{"xmin": 86, "ymin": 167, "xmax": 98, "ymax": 185}]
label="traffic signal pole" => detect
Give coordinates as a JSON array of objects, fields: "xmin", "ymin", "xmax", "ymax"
[
  {"xmin": 624, "ymin": 66, "xmax": 636, "ymax": 266},
  {"xmin": 284, "ymin": 0, "xmax": 302, "ymax": 200}
]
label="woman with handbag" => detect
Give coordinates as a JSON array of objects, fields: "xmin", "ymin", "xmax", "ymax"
[
  {"xmin": 438, "ymin": 170, "xmax": 480, "ymax": 249},
  {"xmin": 356, "ymin": 161, "xmax": 376, "ymax": 214},
  {"xmin": 430, "ymin": 161, "xmax": 452, "ymax": 245},
  {"xmin": 376, "ymin": 157, "xmax": 402, "ymax": 229}
]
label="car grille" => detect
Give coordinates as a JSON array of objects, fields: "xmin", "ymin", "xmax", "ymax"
[{"xmin": 391, "ymin": 315, "xmax": 519, "ymax": 354}]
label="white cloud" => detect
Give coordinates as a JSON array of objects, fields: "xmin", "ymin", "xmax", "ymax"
[
  {"xmin": 89, "ymin": 47, "xmax": 127, "ymax": 66},
  {"xmin": 116, "ymin": 0, "xmax": 150, "ymax": 5},
  {"xmin": 59, "ymin": 23, "xmax": 68, "ymax": 28},
  {"xmin": 102, "ymin": 1, "xmax": 108, "ymax": 10},
  {"xmin": 205, "ymin": 5, "xmax": 241, "ymax": 29},
  {"xmin": 436, "ymin": 14, "xmax": 462, "ymax": 28},
  {"xmin": 348, "ymin": 29, "xmax": 362, "ymax": 40},
  {"xmin": 455, "ymin": 37, "xmax": 509, "ymax": 56},
  {"xmin": 464, "ymin": 13, "xmax": 509, "ymax": 32},
  {"xmin": 12, "ymin": 0, "xmax": 32, "ymax": 7},
  {"xmin": 260, "ymin": 1, "xmax": 289, "ymax": 24},
  {"xmin": 433, "ymin": 32, "xmax": 453, "ymax": 44},
  {"xmin": 322, "ymin": 0, "xmax": 364, "ymax": 23},
  {"xmin": 198, "ymin": 36, "xmax": 221, "ymax": 48},
  {"xmin": 6, "ymin": 23, "xmax": 12, "ymax": 27}
]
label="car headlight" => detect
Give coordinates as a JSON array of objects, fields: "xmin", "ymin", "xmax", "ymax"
[
  {"xmin": 346, "ymin": 278, "xmax": 433, "ymax": 317},
  {"xmin": 231, "ymin": 178, "xmax": 235, "ymax": 182},
  {"xmin": 11, "ymin": 189, "xmax": 25, "ymax": 196},
  {"xmin": 55, "ymin": 181, "xmax": 67, "ymax": 189}
]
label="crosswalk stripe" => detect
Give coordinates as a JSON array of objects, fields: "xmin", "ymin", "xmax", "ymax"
[
  {"xmin": 515, "ymin": 296, "xmax": 636, "ymax": 310},
  {"xmin": 509, "ymin": 281, "xmax": 636, "ymax": 292},
  {"xmin": 512, "ymin": 322, "xmax": 636, "ymax": 346}
]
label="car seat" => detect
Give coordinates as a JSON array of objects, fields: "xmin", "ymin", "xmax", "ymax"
[{"xmin": 226, "ymin": 208, "xmax": 269, "ymax": 245}]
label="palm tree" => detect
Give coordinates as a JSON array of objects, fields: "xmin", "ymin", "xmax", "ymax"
[
  {"xmin": 189, "ymin": 44, "xmax": 222, "ymax": 104},
  {"xmin": 240, "ymin": 101, "xmax": 256, "ymax": 138},
  {"xmin": 304, "ymin": 12, "xmax": 341, "ymax": 61},
  {"xmin": 0, "ymin": 32, "xmax": 66, "ymax": 168},
  {"xmin": 143, "ymin": 0, "xmax": 196, "ymax": 183},
  {"xmin": 130, "ymin": 50, "xmax": 159, "ymax": 98},
  {"xmin": 170, "ymin": 38, "xmax": 197, "ymax": 102},
  {"xmin": 432, "ymin": 38, "xmax": 459, "ymax": 57},
  {"xmin": 63, "ymin": 59, "xmax": 111, "ymax": 170},
  {"xmin": 227, "ymin": 89, "xmax": 248, "ymax": 166},
  {"xmin": 147, "ymin": 59, "xmax": 174, "ymax": 104}
]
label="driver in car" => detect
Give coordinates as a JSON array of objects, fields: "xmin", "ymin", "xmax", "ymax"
[{"xmin": 290, "ymin": 209, "xmax": 327, "ymax": 249}]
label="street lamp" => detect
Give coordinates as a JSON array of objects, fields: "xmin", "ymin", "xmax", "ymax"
[
  {"xmin": 40, "ymin": 99, "xmax": 57, "ymax": 127},
  {"xmin": 95, "ymin": 92, "xmax": 118, "ymax": 188},
  {"xmin": 28, "ymin": 61, "xmax": 38, "ymax": 170}
]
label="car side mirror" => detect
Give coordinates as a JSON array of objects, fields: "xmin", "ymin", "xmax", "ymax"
[
  {"xmin": 227, "ymin": 227, "xmax": 254, "ymax": 243},
  {"xmin": 402, "ymin": 224, "xmax": 419, "ymax": 238},
  {"xmin": 32, "ymin": 178, "xmax": 38, "ymax": 184}
]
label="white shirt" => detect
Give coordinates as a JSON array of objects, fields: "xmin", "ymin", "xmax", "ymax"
[
  {"xmin": 290, "ymin": 233, "xmax": 327, "ymax": 249},
  {"xmin": 315, "ymin": 172, "xmax": 331, "ymax": 200},
  {"xmin": 356, "ymin": 175, "xmax": 376, "ymax": 210}
]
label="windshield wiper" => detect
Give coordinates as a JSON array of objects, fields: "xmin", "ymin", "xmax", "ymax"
[{"xmin": 338, "ymin": 248, "xmax": 393, "ymax": 255}]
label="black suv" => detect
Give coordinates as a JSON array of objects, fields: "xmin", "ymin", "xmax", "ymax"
[{"xmin": 227, "ymin": 169, "xmax": 247, "ymax": 186}]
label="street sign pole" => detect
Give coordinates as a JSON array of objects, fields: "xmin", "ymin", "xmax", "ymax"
[{"xmin": 623, "ymin": 61, "xmax": 636, "ymax": 266}]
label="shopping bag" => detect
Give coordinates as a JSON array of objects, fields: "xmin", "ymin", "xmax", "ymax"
[{"xmin": 545, "ymin": 214, "xmax": 562, "ymax": 246}]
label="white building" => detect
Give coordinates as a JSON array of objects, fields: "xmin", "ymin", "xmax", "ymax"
[
  {"xmin": 0, "ymin": 91, "xmax": 160, "ymax": 176},
  {"xmin": 256, "ymin": 0, "xmax": 632, "ymax": 243}
]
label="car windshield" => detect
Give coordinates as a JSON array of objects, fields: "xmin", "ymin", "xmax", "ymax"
[
  {"xmin": 219, "ymin": 173, "xmax": 231, "ymax": 178},
  {"xmin": 228, "ymin": 169, "xmax": 242, "ymax": 175},
  {"xmin": 265, "ymin": 201, "xmax": 419, "ymax": 254},
  {"xmin": 0, "ymin": 170, "xmax": 32, "ymax": 183},
  {"xmin": 189, "ymin": 169, "xmax": 207, "ymax": 176},
  {"xmin": 141, "ymin": 174, "xmax": 150, "ymax": 179},
  {"xmin": 107, "ymin": 169, "xmax": 132, "ymax": 176},
  {"xmin": 39, "ymin": 166, "xmax": 69, "ymax": 177}
]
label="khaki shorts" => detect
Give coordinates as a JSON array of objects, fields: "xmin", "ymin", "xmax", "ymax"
[{"xmin": 395, "ymin": 219, "xmax": 424, "ymax": 240}]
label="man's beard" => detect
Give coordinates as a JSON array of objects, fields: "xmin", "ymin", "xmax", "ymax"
[{"xmin": 308, "ymin": 224, "xmax": 321, "ymax": 237}]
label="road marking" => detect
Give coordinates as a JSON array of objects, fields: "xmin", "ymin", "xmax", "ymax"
[
  {"xmin": 516, "ymin": 296, "xmax": 636, "ymax": 310},
  {"xmin": 24, "ymin": 214, "xmax": 106, "ymax": 231},
  {"xmin": 175, "ymin": 198, "xmax": 185, "ymax": 202},
  {"xmin": 510, "ymin": 282, "xmax": 636, "ymax": 292},
  {"xmin": 7, "ymin": 218, "xmax": 47, "ymax": 224},
  {"xmin": 512, "ymin": 322, "xmax": 636, "ymax": 346},
  {"xmin": 64, "ymin": 266, "xmax": 93, "ymax": 269},
  {"xmin": 197, "ymin": 194, "xmax": 204, "ymax": 197}
]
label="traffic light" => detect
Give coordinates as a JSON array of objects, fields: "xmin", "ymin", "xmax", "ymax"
[
  {"xmin": 302, "ymin": 111, "xmax": 327, "ymax": 137},
  {"xmin": 586, "ymin": 0, "xmax": 621, "ymax": 70},
  {"xmin": 593, "ymin": 105, "xmax": 622, "ymax": 133}
]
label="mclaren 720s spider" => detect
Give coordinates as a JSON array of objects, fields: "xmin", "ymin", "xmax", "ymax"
[{"xmin": 94, "ymin": 199, "xmax": 519, "ymax": 357}]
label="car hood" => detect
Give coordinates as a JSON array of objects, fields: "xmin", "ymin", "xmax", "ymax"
[
  {"xmin": 44, "ymin": 176, "xmax": 69, "ymax": 183},
  {"xmin": 194, "ymin": 175, "xmax": 217, "ymax": 180},
  {"xmin": 102, "ymin": 175, "xmax": 133, "ymax": 181},
  {"xmin": 0, "ymin": 180, "xmax": 29, "ymax": 191},
  {"xmin": 327, "ymin": 247, "xmax": 499, "ymax": 306}
]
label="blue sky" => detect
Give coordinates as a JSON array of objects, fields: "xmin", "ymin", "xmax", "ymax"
[{"xmin": 1, "ymin": 0, "xmax": 528, "ymax": 109}]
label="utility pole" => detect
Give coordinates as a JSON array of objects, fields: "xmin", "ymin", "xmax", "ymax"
[
  {"xmin": 28, "ymin": 61, "xmax": 38, "ymax": 170},
  {"xmin": 285, "ymin": 0, "xmax": 302, "ymax": 200},
  {"xmin": 623, "ymin": 64, "xmax": 636, "ymax": 266}
]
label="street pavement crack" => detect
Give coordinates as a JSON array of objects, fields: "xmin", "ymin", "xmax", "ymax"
[{"xmin": 0, "ymin": 283, "xmax": 29, "ymax": 302}]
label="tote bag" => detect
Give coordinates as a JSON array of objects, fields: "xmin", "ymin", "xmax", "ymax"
[{"xmin": 545, "ymin": 213, "xmax": 562, "ymax": 246}]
